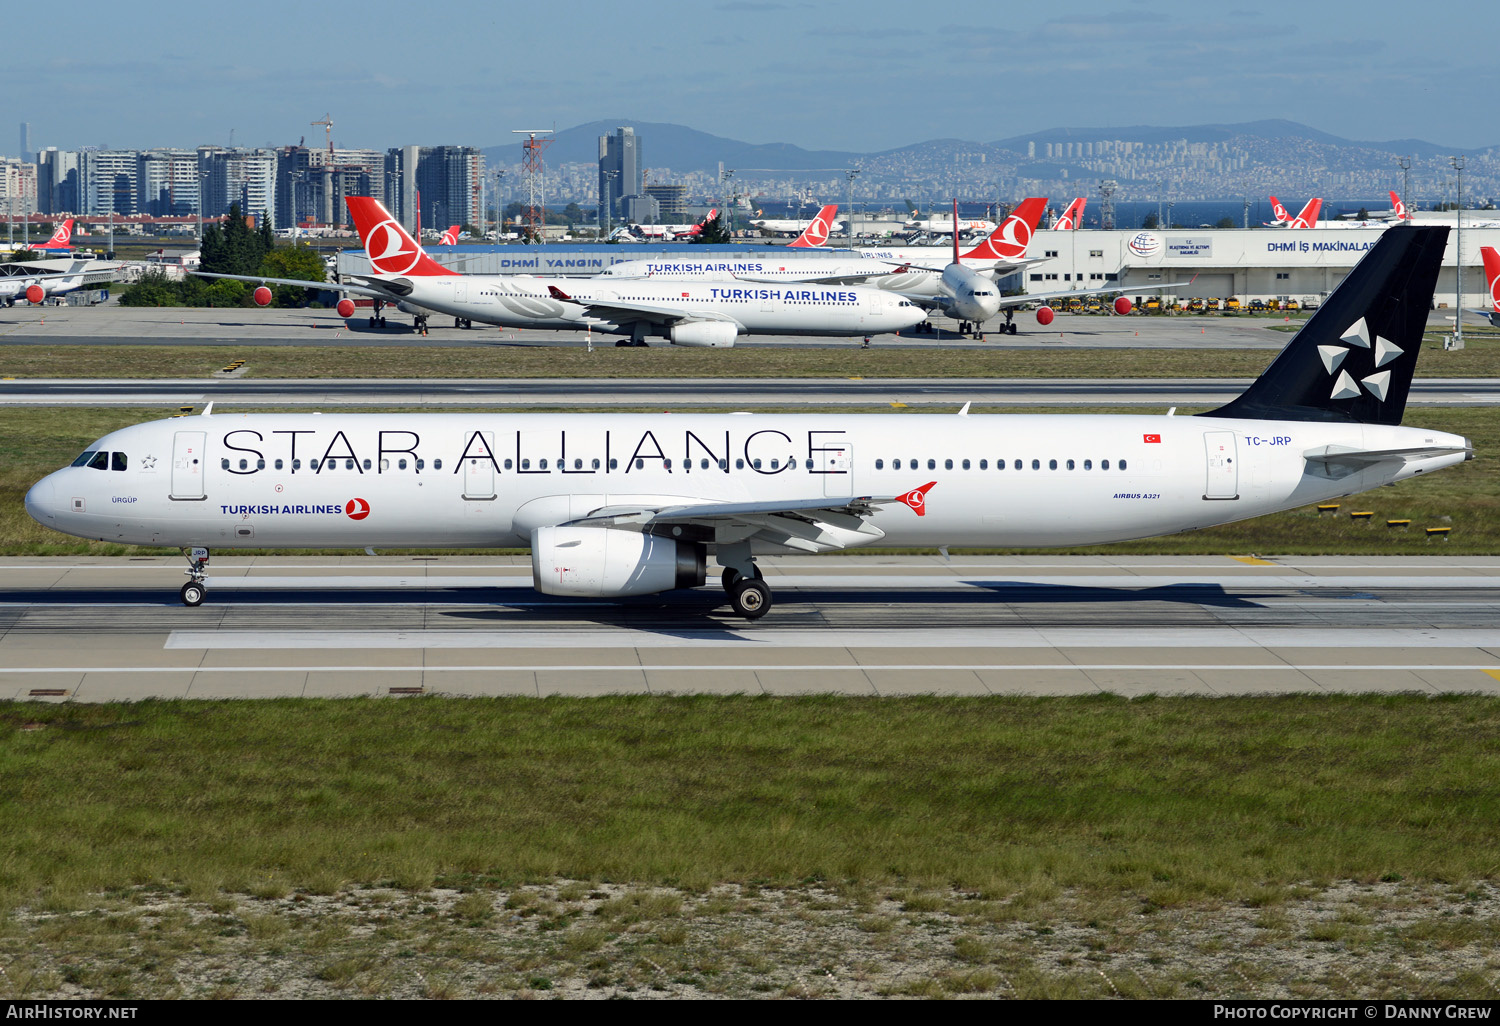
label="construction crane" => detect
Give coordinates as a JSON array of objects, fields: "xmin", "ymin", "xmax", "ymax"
[{"xmin": 311, "ymin": 113, "xmax": 334, "ymax": 160}]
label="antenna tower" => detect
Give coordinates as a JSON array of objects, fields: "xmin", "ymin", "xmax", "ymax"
[
  {"xmin": 1098, "ymin": 179, "xmax": 1117, "ymax": 230},
  {"xmin": 512, "ymin": 129, "xmax": 553, "ymax": 239}
]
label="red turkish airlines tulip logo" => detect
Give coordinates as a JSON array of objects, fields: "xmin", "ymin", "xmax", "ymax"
[
  {"xmin": 1489, "ymin": 271, "xmax": 1500, "ymax": 309},
  {"xmin": 995, "ymin": 213, "xmax": 1033, "ymax": 256},
  {"xmin": 804, "ymin": 212, "xmax": 830, "ymax": 244},
  {"xmin": 366, "ymin": 219, "xmax": 421, "ymax": 275},
  {"xmin": 345, "ymin": 497, "xmax": 371, "ymax": 520},
  {"xmin": 896, "ymin": 481, "xmax": 937, "ymax": 516},
  {"xmin": 48, "ymin": 223, "xmax": 69, "ymax": 245}
]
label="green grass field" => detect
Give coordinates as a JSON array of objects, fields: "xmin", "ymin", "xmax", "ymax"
[
  {"xmin": 5, "ymin": 694, "xmax": 1499, "ymax": 907},
  {"xmin": 3, "ymin": 331, "xmax": 1499, "ymax": 379},
  {"xmin": 2, "ymin": 404, "xmax": 1494, "ymax": 556}
]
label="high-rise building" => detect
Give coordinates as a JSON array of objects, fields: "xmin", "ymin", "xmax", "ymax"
[
  {"xmin": 19, "ymin": 122, "xmax": 32, "ymax": 164},
  {"xmin": 198, "ymin": 148, "xmax": 277, "ymax": 226},
  {"xmin": 136, "ymin": 149, "xmax": 199, "ymax": 216},
  {"xmin": 80, "ymin": 150, "xmax": 139, "ymax": 216},
  {"xmin": 1, "ymin": 156, "xmax": 37, "ymax": 218},
  {"xmin": 36, "ymin": 148, "xmax": 79, "ymax": 214},
  {"xmin": 645, "ymin": 183, "xmax": 688, "ymax": 220},
  {"xmin": 384, "ymin": 145, "xmax": 482, "ymax": 232},
  {"xmin": 598, "ymin": 126, "xmax": 641, "ymax": 218},
  {"xmin": 278, "ymin": 146, "xmax": 383, "ymax": 228}
]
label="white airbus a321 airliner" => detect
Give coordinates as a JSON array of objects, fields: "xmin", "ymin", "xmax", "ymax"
[{"xmin": 28, "ymin": 227, "xmax": 1469, "ymax": 619}]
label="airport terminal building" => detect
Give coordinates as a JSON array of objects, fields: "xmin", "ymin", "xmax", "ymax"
[{"xmin": 337, "ymin": 219, "xmax": 1500, "ymax": 311}]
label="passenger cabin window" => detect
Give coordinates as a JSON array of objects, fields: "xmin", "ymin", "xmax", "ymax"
[
  {"xmin": 1101, "ymin": 460, "xmax": 1109, "ymax": 470},
  {"xmin": 1049, "ymin": 459, "xmax": 1058, "ymax": 470},
  {"xmin": 87, "ymin": 451, "xmax": 109, "ymax": 471},
  {"xmin": 875, "ymin": 459, "xmax": 884, "ymax": 470},
  {"xmin": 275, "ymin": 459, "xmax": 284, "ymax": 470},
  {"xmin": 112, "ymin": 452, "xmax": 128, "ymax": 471},
  {"xmin": 1066, "ymin": 459, "xmax": 1075, "ymax": 470},
  {"xmin": 220, "ymin": 458, "xmax": 229, "ymax": 470},
  {"xmin": 1119, "ymin": 459, "xmax": 1127, "ymax": 470},
  {"xmin": 1031, "ymin": 459, "xmax": 1040, "ymax": 470},
  {"xmin": 433, "ymin": 459, "xmax": 443, "ymax": 470}
]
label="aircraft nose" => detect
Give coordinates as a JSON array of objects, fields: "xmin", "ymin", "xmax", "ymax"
[{"xmin": 25, "ymin": 475, "xmax": 56, "ymax": 524}]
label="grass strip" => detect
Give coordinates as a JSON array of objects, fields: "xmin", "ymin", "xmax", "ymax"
[
  {"xmin": 4, "ymin": 694, "xmax": 1499, "ymax": 909},
  {"xmin": 1, "ymin": 333, "xmax": 1498, "ymax": 379}
]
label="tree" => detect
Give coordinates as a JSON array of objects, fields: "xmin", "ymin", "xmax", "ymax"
[
  {"xmin": 1357, "ymin": 207, "xmax": 1370, "ymax": 220},
  {"xmin": 260, "ymin": 245, "xmax": 327, "ymax": 307},
  {"xmin": 1141, "ymin": 212, "xmax": 1160, "ymax": 229},
  {"xmin": 1215, "ymin": 216, "xmax": 1236, "ymax": 229},
  {"xmin": 563, "ymin": 202, "xmax": 585, "ymax": 223},
  {"xmin": 691, "ymin": 212, "xmax": 732, "ymax": 244},
  {"xmin": 200, "ymin": 202, "xmax": 270, "ymax": 278},
  {"xmin": 118, "ymin": 270, "xmax": 181, "ymax": 307}
]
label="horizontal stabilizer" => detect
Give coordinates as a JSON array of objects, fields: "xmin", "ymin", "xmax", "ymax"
[{"xmin": 1303, "ymin": 443, "xmax": 1472, "ymax": 466}]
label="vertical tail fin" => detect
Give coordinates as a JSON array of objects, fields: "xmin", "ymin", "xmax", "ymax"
[
  {"xmin": 1482, "ymin": 245, "xmax": 1500, "ymax": 312},
  {"xmin": 788, "ymin": 204, "xmax": 838, "ymax": 248},
  {"xmin": 959, "ymin": 197, "xmax": 1046, "ymax": 261},
  {"xmin": 1390, "ymin": 190, "xmax": 1410, "ymax": 221},
  {"xmin": 1200, "ymin": 226, "xmax": 1449, "ymax": 426},
  {"xmin": 36, "ymin": 218, "xmax": 74, "ymax": 250},
  {"xmin": 1290, "ymin": 198, "xmax": 1322, "ymax": 228},
  {"xmin": 344, "ymin": 197, "xmax": 456, "ymax": 277},
  {"xmin": 1054, "ymin": 197, "xmax": 1086, "ymax": 230},
  {"xmin": 437, "ymin": 225, "xmax": 460, "ymax": 245},
  {"xmin": 1269, "ymin": 196, "xmax": 1290, "ymax": 223}
]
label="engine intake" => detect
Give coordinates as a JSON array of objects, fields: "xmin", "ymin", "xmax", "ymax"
[{"xmin": 531, "ymin": 525, "xmax": 705, "ymax": 597}]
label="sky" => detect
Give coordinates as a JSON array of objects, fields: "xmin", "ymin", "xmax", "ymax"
[{"xmin": 9, "ymin": 0, "xmax": 1497, "ymax": 156}]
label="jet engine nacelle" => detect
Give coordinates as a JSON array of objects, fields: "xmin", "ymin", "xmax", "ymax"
[
  {"xmin": 24, "ymin": 284, "xmax": 45, "ymax": 304},
  {"xmin": 1035, "ymin": 305, "xmax": 1055, "ymax": 326},
  {"xmin": 336, "ymin": 298, "xmax": 356, "ymax": 318},
  {"xmin": 531, "ymin": 525, "xmax": 706, "ymax": 598},
  {"xmin": 1113, "ymin": 296, "xmax": 1132, "ymax": 315},
  {"xmin": 252, "ymin": 286, "xmax": 273, "ymax": 307},
  {"xmin": 669, "ymin": 321, "xmax": 738, "ymax": 347}
]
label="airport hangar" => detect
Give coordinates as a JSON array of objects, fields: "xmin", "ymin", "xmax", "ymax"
[{"xmin": 335, "ymin": 222, "xmax": 1500, "ymax": 310}]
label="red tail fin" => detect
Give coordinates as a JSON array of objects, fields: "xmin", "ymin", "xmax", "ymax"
[
  {"xmin": 1054, "ymin": 198, "xmax": 1086, "ymax": 230},
  {"xmin": 1482, "ymin": 246, "xmax": 1500, "ymax": 312},
  {"xmin": 1390, "ymin": 190, "xmax": 1410, "ymax": 221},
  {"xmin": 35, "ymin": 218, "xmax": 73, "ymax": 249},
  {"xmin": 1289, "ymin": 197, "xmax": 1322, "ymax": 228},
  {"xmin": 438, "ymin": 225, "xmax": 460, "ymax": 245},
  {"xmin": 959, "ymin": 197, "xmax": 1046, "ymax": 261},
  {"xmin": 344, "ymin": 197, "xmax": 456, "ymax": 277},
  {"xmin": 1269, "ymin": 195, "xmax": 1290, "ymax": 222},
  {"xmin": 788, "ymin": 204, "xmax": 838, "ymax": 248}
]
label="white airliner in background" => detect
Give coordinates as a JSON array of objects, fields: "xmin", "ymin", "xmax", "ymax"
[
  {"xmin": 201, "ymin": 197, "xmax": 923, "ymax": 345},
  {"xmin": 0, "ymin": 259, "xmax": 94, "ymax": 306},
  {"xmin": 1465, "ymin": 245, "xmax": 1500, "ymax": 327},
  {"xmin": 30, "ymin": 227, "xmax": 1466, "ymax": 619},
  {"xmin": 750, "ymin": 204, "xmax": 844, "ymax": 240},
  {"xmin": 629, "ymin": 209, "xmax": 718, "ymax": 240},
  {"xmin": 1338, "ymin": 192, "xmax": 1412, "ymax": 222}
]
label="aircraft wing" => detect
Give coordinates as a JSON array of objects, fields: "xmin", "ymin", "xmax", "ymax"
[
  {"xmin": 733, "ymin": 264, "xmax": 942, "ymax": 287},
  {"xmin": 565, "ymin": 490, "xmax": 936, "ymax": 553},
  {"xmin": 993, "ymin": 278, "xmax": 1196, "ymax": 309},
  {"xmin": 193, "ymin": 271, "xmax": 389, "ymax": 298},
  {"xmin": 545, "ymin": 285, "xmax": 737, "ymax": 326},
  {"xmin": 0, "ymin": 269, "xmax": 95, "ymax": 283}
]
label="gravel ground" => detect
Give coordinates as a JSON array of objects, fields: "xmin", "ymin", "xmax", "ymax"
[{"xmin": 4, "ymin": 880, "xmax": 1499, "ymax": 999}]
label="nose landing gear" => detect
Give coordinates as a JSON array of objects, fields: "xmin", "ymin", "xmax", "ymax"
[{"xmin": 180, "ymin": 547, "xmax": 209, "ymax": 606}]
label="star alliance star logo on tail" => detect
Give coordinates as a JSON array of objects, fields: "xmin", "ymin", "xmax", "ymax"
[{"xmin": 1318, "ymin": 317, "xmax": 1402, "ymax": 402}]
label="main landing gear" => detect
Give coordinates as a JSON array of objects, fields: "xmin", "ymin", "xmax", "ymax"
[
  {"xmin": 1000, "ymin": 310, "xmax": 1019, "ymax": 335},
  {"xmin": 368, "ymin": 300, "xmax": 388, "ymax": 329},
  {"xmin": 413, "ymin": 313, "xmax": 430, "ymax": 335},
  {"xmin": 180, "ymin": 547, "xmax": 209, "ymax": 607},
  {"xmin": 454, "ymin": 317, "xmax": 473, "ymax": 329},
  {"xmin": 721, "ymin": 564, "xmax": 770, "ymax": 620}
]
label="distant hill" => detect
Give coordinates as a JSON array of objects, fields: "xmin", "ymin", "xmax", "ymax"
[
  {"xmin": 482, "ymin": 120, "xmax": 863, "ymax": 174},
  {"xmin": 484, "ymin": 118, "xmax": 1488, "ymax": 172}
]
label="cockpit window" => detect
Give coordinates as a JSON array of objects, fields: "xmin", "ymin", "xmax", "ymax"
[
  {"xmin": 71, "ymin": 450, "xmax": 97, "ymax": 468},
  {"xmin": 87, "ymin": 451, "xmax": 110, "ymax": 471},
  {"xmin": 112, "ymin": 452, "xmax": 128, "ymax": 472}
]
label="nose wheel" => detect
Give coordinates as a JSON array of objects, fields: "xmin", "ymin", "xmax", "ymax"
[{"xmin": 180, "ymin": 581, "xmax": 206, "ymax": 607}]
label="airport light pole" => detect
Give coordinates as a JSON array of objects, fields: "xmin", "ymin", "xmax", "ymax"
[
  {"xmin": 1397, "ymin": 155, "xmax": 1411, "ymax": 216},
  {"xmin": 1451, "ymin": 155, "xmax": 1465, "ymax": 346},
  {"xmin": 844, "ymin": 168, "xmax": 861, "ymax": 239}
]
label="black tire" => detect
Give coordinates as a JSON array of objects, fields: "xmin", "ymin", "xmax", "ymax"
[
  {"xmin": 180, "ymin": 581, "xmax": 205, "ymax": 607},
  {"xmin": 378, "ymin": 316, "xmax": 387, "ymax": 328},
  {"xmin": 721, "ymin": 565, "xmax": 764, "ymax": 590},
  {"xmin": 728, "ymin": 578, "xmax": 771, "ymax": 620},
  {"xmin": 368, "ymin": 316, "xmax": 375, "ymax": 328}
]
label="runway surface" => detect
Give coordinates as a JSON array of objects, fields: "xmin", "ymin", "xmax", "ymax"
[{"xmin": 5, "ymin": 555, "xmax": 1499, "ymax": 701}]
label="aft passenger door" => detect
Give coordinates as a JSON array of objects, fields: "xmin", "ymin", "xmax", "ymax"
[
  {"xmin": 1203, "ymin": 431, "xmax": 1239, "ymax": 500},
  {"xmin": 462, "ymin": 431, "xmax": 497, "ymax": 500},
  {"xmin": 820, "ymin": 443, "xmax": 853, "ymax": 500}
]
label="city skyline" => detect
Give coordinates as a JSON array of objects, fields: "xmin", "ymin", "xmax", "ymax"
[{"xmin": 6, "ymin": 0, "xmax": 1497, "ymax": 156}]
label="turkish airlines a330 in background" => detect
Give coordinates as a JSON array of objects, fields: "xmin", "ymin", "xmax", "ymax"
[
  {"xmin": 1052, "ymin": 198, "xmax": 1086, "ymax": 230},
  {"xmin": 1264, "ymin": 195, "xmax": 1323, "ymax": 228},
  {"xmin": 201, "ymin": 197, "xmax": 924, "ymax": 343},
  {"xmin": 750, "ymin": 204, "xmax": 843, "ymax": 243},
  {"xmin": 1465, "ymin": 245, "xmax": 1500, "ymax": 327},
  {"xmin": 29, "ymin": 227, "xmax": 1466, "ymax": 619}
]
